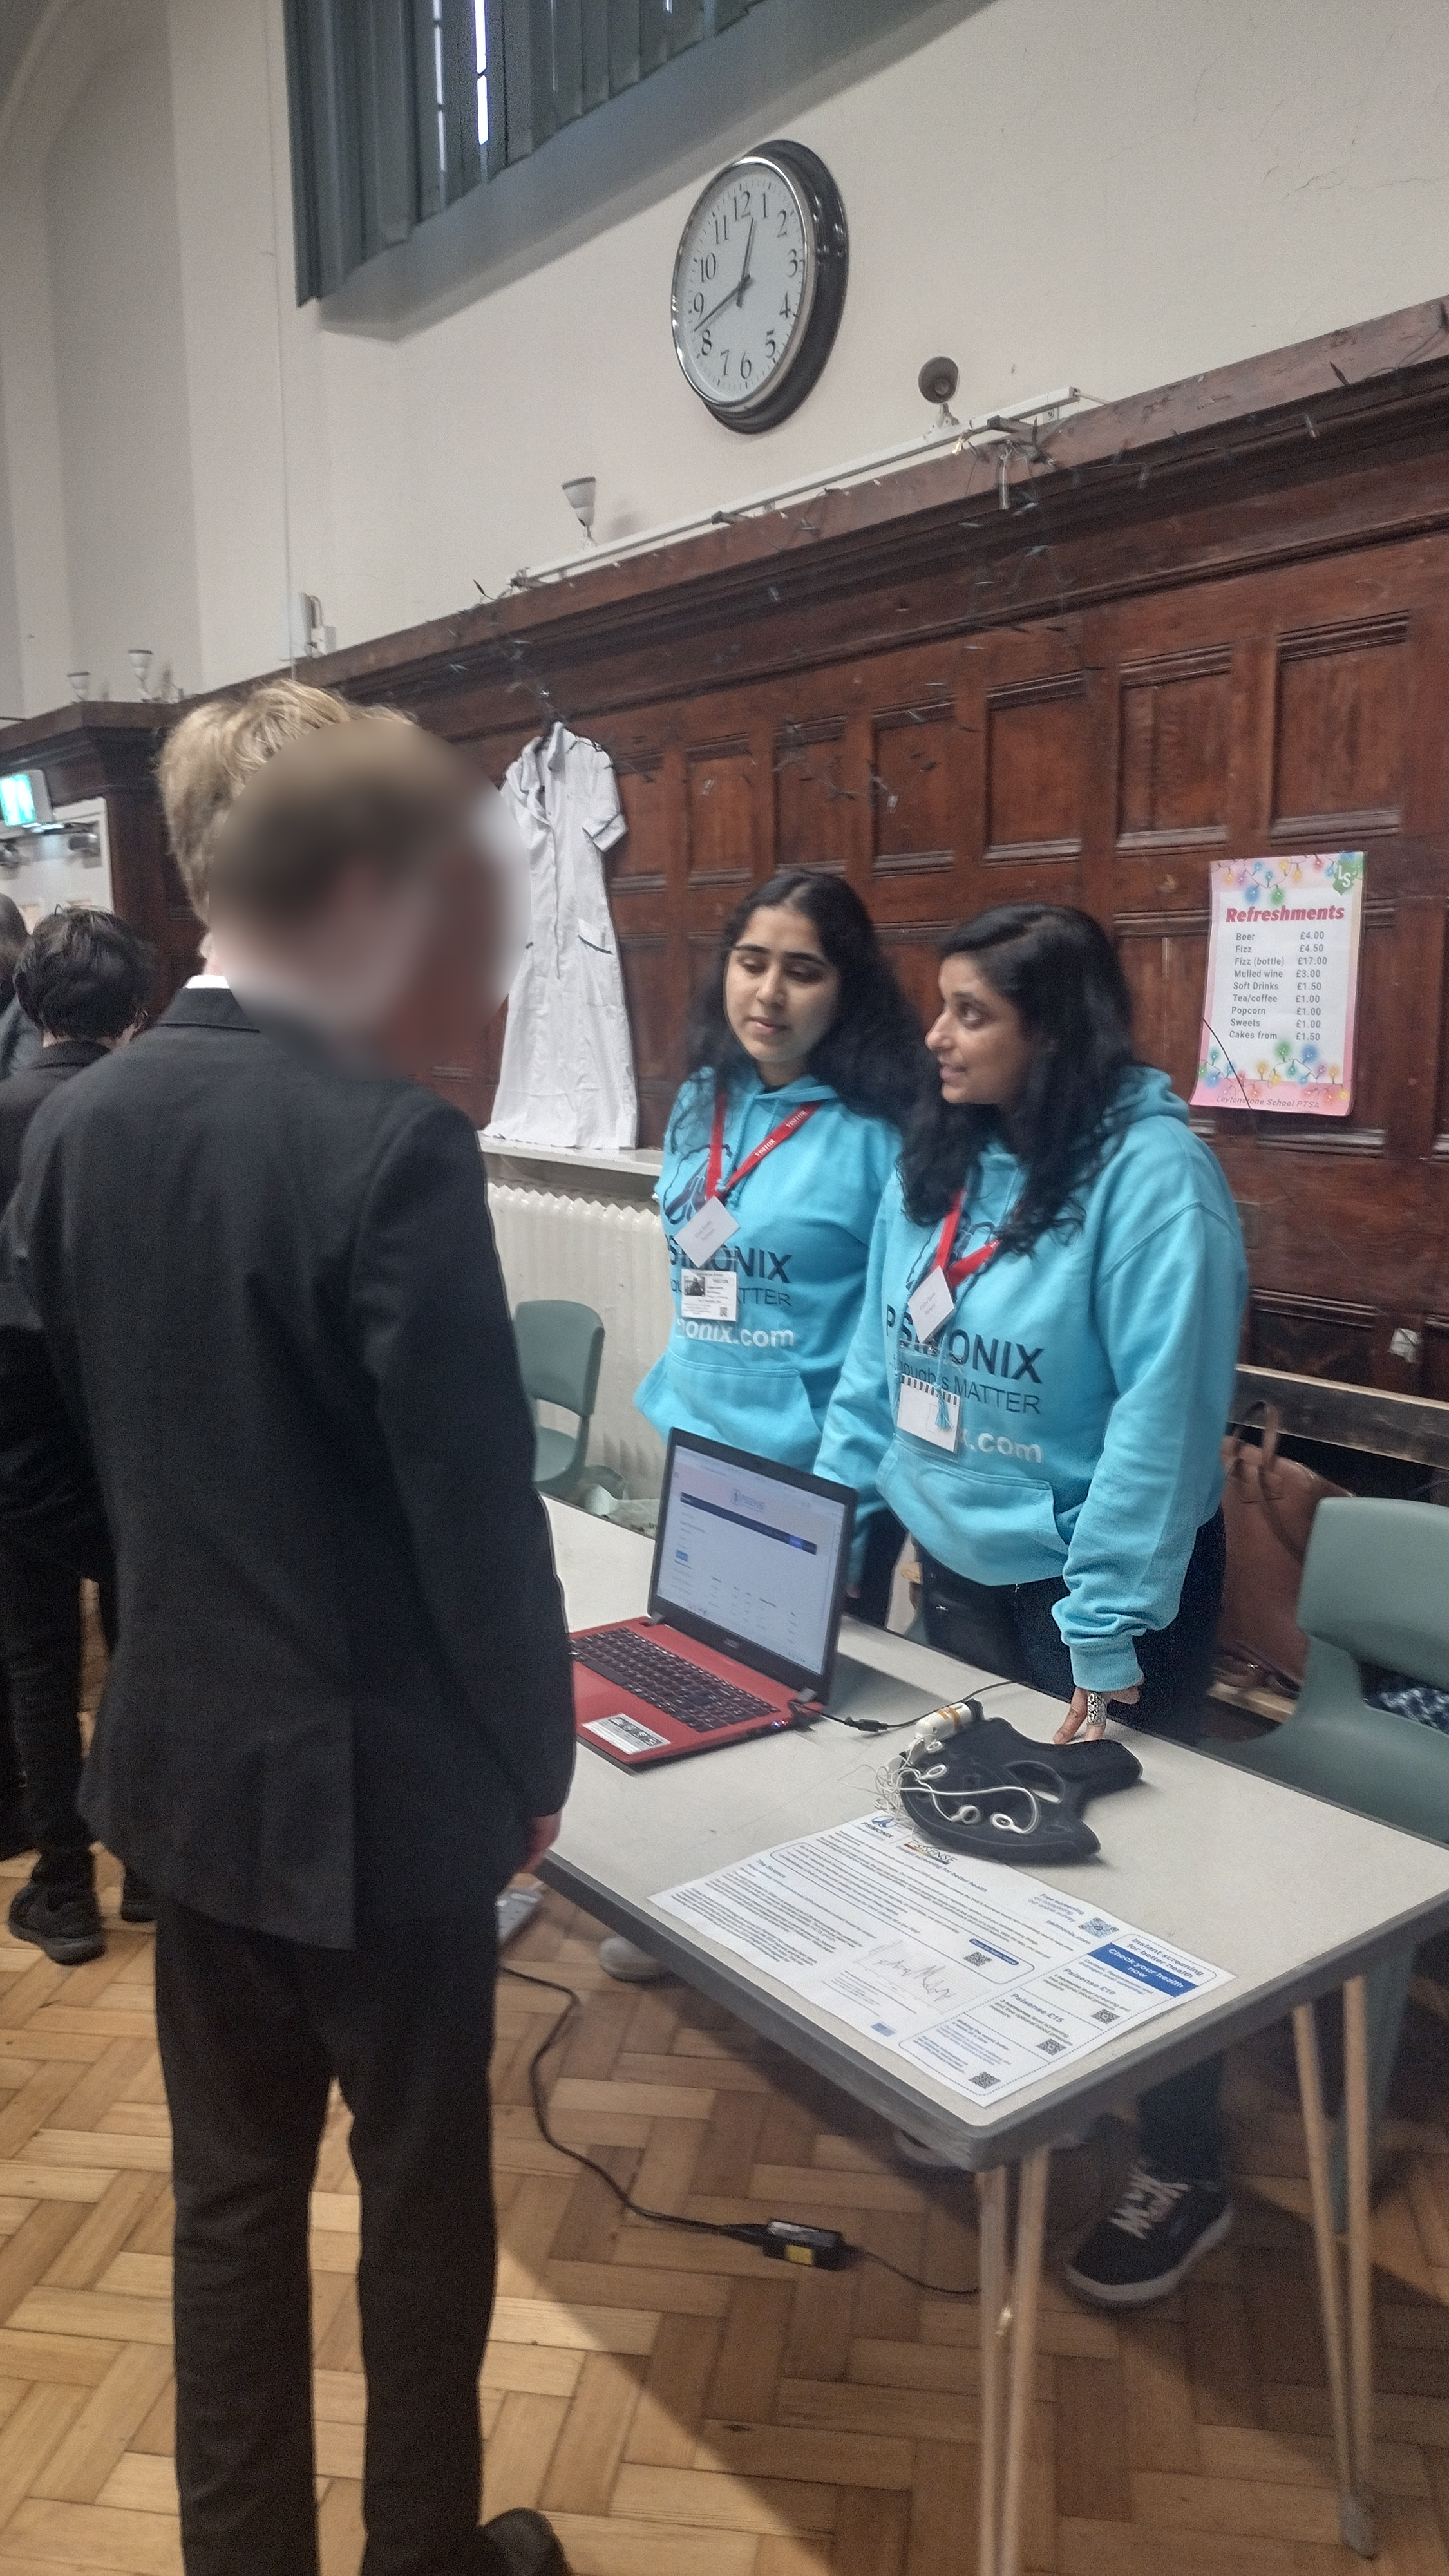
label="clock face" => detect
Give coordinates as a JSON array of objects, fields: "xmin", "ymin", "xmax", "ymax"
[{"xmin": 672, "ymin": 155, "xmax": 817, "ymax": 420}]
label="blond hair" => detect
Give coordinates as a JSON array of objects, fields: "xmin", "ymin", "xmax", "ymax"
[
  {"xmin": 157, "ymin": 680, "xmax": 363, "ymax": 916},
  {"xmin": 207, "ymin": 716, "xmax": 468, "ymax": 929}
]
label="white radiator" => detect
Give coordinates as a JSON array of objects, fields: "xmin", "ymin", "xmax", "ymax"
[{"xmin": 488, "ymin": 1186, "xmax": 672, "ymax": 1494}]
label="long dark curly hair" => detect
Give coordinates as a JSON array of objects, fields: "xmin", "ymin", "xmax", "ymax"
[
  {"xmin": 900, "ymin": 905, "xmax": 1138, "ymax": 1252},
  {"xmin": 679, "ymin": 870, "xmax": 927, "ymax": 1135}
]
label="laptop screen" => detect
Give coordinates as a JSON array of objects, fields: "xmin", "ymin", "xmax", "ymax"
[{"xmin": 650, "ymin": 1432, "xmax": 855, "ymax": 1694}]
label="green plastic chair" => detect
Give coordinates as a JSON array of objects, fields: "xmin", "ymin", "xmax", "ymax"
[
  {"xmin": 512, "ymin": 1300, "xmax": 605, "ymax": 1499},
  {"xmin": 1220, "ymin": 1495, "xmax": 1449, "ymax": 2221}
]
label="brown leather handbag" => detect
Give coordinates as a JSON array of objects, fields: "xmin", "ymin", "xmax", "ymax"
[{"xmin": 1217, "ymin": 1404, "xmax": 1349, "ymax": 1692}]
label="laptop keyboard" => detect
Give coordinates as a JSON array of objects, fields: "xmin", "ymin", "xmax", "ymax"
[{"xmin": 572, "ymin": 1629, "xmax": 775, "ymax": 1733}]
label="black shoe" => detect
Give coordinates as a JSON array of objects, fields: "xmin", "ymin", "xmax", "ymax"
[
  {"xmin": 477, "ymin": 2510, "xmax": 572, "ymax": 2575},
  {"xmin": 1065, "ymin": 2157, "xmax": 1232, "ymax": 2308},
  {"xmin": 0, "ymin": 1799, "xmax": 33, "ymax": 1866},
  {"xmin": 8, "ymin": 1877, "xmax": 105, "ymax": 1967},
  {"xmin": 120, "ymin": 1870, "xmax": 157, "ymax": 1924}
]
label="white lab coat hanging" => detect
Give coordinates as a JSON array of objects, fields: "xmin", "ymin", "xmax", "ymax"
[{"xmin": 484, "ymin": 723, "xmax": 639, "ymax": 1151}]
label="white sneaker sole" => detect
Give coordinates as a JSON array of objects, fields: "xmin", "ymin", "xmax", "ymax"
[
  {"xmin": 1065, "ymin": 2198, "xmax": 1234, "ymax": 2309},
  {"xmin": 598, "ymin": 1936, "xmax": 667, "ymax": 1985}
]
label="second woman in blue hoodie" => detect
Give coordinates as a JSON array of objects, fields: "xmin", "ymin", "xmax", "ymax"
[{"xmin": 817, "ymin": 902, "xmax": 1247, "ymax": 2314}]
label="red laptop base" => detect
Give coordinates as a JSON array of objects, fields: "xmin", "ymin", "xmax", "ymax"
[{"xmin": 571, "ymin": 1616, "xmax": 800, "ymax": 1769}]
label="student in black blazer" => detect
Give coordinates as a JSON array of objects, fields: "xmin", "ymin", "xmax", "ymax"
[
  {"xmin": 0, "ymin": 908, "xmax": 155, "ymax": 1966},
  {"xmin": 5, "ymin": 723, "xmax": 577, "ymax": 2576}
]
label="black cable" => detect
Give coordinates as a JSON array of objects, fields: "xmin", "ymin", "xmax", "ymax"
[{"xmin": 500, "ymin": 1959, "xmax": 980, "ymax": 2297}]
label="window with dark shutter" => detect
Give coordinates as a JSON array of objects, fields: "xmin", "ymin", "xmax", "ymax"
[{"xmin": 286, "ymin": 0, "xmax": 772, "ymax": 303}]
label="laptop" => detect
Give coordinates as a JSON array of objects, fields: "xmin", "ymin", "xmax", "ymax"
[{"xmin": 571, "ymin": 1429, "xmax": 856, "ymax": 1770}]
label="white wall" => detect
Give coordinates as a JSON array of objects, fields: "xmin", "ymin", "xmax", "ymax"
[
  {"xmin": 4, "ymin": 0, "xmax": 1449, "ymax": 712},
  {"xmin": 43, "ymin": 5, "xmax": 201, "ymax": 703}
]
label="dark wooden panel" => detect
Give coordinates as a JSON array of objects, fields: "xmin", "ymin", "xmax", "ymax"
[
  {"xmin": 871, "ymin": 704, "xmax": 954, "ymax": 876},
  {"xmin": 685, "ymin": 737, "xmax": 755, "ymax": 887},
  {"xmin": 1249, "ymin": 1294, "xmax": 1376, "ymax": 1384},
  {"xmin": 984, "ymin": 681, "xmax": 1084, "ymax": 862},
  {"xmin": 611, "ymin": 748, "xmax": 672, "ymax": 891},
  {"xmin": 776, "ymin": 718, "xmax": 851, "ymax": 873},
  {"xmin": 1271, "ymin": 617, "xmax": 1409, "ymax": 836},
  {"xmin": 1117, "ymin": 913, "xmax": 1210, "ymax": 1104},
  {"xmin": 1117, "ymin": 652, "xmax": 1231, "ymax": 848}
]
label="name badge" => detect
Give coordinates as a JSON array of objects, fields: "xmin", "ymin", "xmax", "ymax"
[
  {"xmin": 897, "ymin": 1372, "xmax": 961, "ymax": 1453},
  {"xmin": 681, "ymin": 1267, "xmax": 737, "ymax": 1322},
  {"xmin": 676, "ymin": 1196, "xmax": 740, "ymax": 1265},
  {"xmin": 907, "ymin": 1266, "xmax": 956, "ymax": 1346}
]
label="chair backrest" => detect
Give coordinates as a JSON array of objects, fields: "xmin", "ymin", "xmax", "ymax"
[
  {"xmin": 1299, "ymin": 1497, "xmax": 1449, "ymax": 1692},
  {"xmin": 512, "ymin": 1299, "xmax": 605, "ymax": 1424}
]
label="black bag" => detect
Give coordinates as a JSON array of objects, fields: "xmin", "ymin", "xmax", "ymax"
[{"xmin": 895, "ymin": 1700, "xmax": 1142, "ymax": 1864}]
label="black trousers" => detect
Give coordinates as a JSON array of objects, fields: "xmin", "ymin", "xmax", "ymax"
[
  {"xmin": 0, "ymin": 1536, "xmax": 109, "ymax": 1886},
  {"xmin": 855, "ymin": 1507, "xmax": 907, "ymax": 1631},
  {"xmin": 919, "ymin": 1513, "xmax": 1226, "ymax": 2183},
  {"xmin": 156, "ymin": 1897, "xmax": 501, "ymax": 2576}
]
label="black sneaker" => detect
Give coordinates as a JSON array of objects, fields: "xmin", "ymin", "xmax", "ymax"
[
  {"xmin": 9, "ymin": 1877, "xmax": 105, "ymax": 1966},
  {"xmin": 1065, "ymin": 2157, "xmax": 1232, "ymax": 2308},
  {"xmin": 477, "ymin": 2510, "xmax": 572, "ymax": 2575},
  {"xmin": 120, "ymin": 1871, "xmax": 157, "ymax": 1924}
]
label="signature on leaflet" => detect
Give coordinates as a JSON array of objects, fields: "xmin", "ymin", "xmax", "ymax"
[{"xmin": 869, "ymin": 1944, "xmax": 960, "ymax": 2006}]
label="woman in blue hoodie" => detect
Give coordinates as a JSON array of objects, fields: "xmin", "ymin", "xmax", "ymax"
[
  {"xmin": 817, "ymin": 904, "xmax": 1247, "ymax": 2311},
  {"xmin": 636, "ymin": 867, "xmax": 923, "ymax": 1576},
  {"xmin": 600, "ymin": 874, "xmax": 924, "ymax": 1986}
]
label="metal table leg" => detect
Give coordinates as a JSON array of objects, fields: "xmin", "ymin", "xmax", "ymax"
[
  {"xmin": 1294, "ymin": 1987, "xmax": 1376, "ymax": 2556},
  {"xmin": 977, "ymin": 2166, "xmax": 1008, "ymax": 2576},
  {"xmin": 976, "ymin": 2147, "xmax": 1051, "ymax": 2576},
  {"xmin": 1343, "ymin": 1975, "xmax": 1377, "ymax": 2557},
  {"xmin": 999, "ymin": 2146, "xmax": 1050, "ymax": 2576}
]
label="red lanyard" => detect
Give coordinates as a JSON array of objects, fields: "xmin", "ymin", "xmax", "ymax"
[
  {"xmin": 934, "ymin": 1189, "xmax": 1000, "ymax": 1289},
  {"xmin": 705, "ymin": 1089, "xmax": 819, "ymax": 1202}
]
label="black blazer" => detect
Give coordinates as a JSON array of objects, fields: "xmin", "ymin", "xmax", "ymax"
[
  {"xmin": 5, "ymin": 987, "xmax": 576, "ymax": 1946},
  {"xmin": 0, "ymin": 1041, "xmax": 108, "ymax": 1206},
  {"xmin": 0, "ymin": 1039, "xmax": 111, "ymax": 1572}
]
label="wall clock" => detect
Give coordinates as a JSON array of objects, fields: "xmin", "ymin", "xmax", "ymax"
[{"xmin": 671, "ymin": 139, "xmax": 848, "ymax": 435}]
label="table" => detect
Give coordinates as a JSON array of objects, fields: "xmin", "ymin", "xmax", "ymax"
[{"xmin": 541, "ymin": 1501, "xmax": 1449, "ymax": 2571}]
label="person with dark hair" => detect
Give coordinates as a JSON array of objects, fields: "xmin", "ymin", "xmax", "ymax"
[
  {"xmin": 600, "ymin": 874, "xmax": 926, "ymax": 1987},
  {"xmin": 0, "ymin": 893, "xmax": 41, "ymax": 1081},
  {"xmin": 636, "ymin": 866, "xmax": 923, "ymax": 1571},
  {"xmin": 816, "ymin": 903, "xmax": 1247, "ymax": 2307},
  {"xmin": 0, "ymin": 907, "xmax": 155, "ymax": 1964}
]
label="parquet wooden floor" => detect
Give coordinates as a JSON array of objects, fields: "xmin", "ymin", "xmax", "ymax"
[{"xmin": 3, "ymin": 1859, "xmax": 1449, "ymax": 2576}]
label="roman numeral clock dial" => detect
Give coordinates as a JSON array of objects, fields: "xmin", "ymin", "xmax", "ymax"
[{"xmin": 671, "ymin": 140, "xmax": 849, "ymax": 435}]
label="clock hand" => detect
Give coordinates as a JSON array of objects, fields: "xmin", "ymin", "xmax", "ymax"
[
  {"xmin": 695, "ymin": 218, "xmax": 757, "ymax": 332},
  {"xmin": 733, "ymin": 218, "xmax": 756, "ymax": 308}
]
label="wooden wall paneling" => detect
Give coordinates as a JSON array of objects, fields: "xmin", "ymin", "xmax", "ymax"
[
  {"xmin": 1116, "ymin": 912, "xmax": 1212, "ymax": 1108},
  {"xmin": 1077, "ymin": 604, "xmax": 1120, "ymax": 932},
  {"xmin": 17, "ymin": 312, "xmax": 1449, "ymax": 1395},
  {"xmin": 1248, "ymin": 1291, "xmax": 1378, "ymax": 1384},
  {"xmin": 684, "ymin": 732, "xmax": 756, "ymax": 894},
  {"xmin": 1271, "ymin": 615, "xmax": 1410, "ymax": 840},
  {"xmin": 1383, "ymin": 898, "xmax": 1444, "ymax": 1163},
  {"xmin": 774, "ymin": 715, "xmax": 851, "ymax": 873}
]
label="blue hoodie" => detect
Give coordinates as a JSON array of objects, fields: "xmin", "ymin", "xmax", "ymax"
[
  {"xmin": 636, "ymin": 1068, "xmax": 900, "ymax": 1471},
  {"xmin": 815, "ymin": 1070, "xmax": 1247, "ymax": 1691}
]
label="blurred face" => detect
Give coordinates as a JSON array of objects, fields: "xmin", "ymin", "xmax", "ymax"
[
  {"xmin": 927, "ymin": 952, "xmax": 1036, "ymax": 1110},
  {"xmin": 295, "ymin": 860, "xmax": 441, "ymax": 1036},
  {"xmin": 724, "ymin": 904, "xmax": 840, "ymax": 1089}
]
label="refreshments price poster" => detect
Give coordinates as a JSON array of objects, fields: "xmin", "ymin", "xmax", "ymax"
[{"xmin": 1192, "ymin": 851, "xmax": 1365, "ymax": 1117}]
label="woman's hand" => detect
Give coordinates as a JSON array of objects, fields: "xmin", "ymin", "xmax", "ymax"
[{"xmin": 1054, "ymin": 1684, "xmax": 1140, "ymax": 1745}]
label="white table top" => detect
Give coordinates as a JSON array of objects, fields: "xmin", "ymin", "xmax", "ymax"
[{"xmin": 542, "ymin": 1501, "xmax": 1449, "ymax": 2164}]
